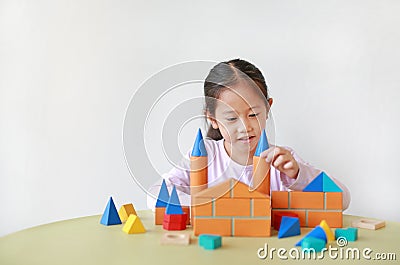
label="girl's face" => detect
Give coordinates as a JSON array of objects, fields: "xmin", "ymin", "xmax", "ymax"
[{"xmin": 208, "ymin": 80, "xmax": 272, "ymax": 163}]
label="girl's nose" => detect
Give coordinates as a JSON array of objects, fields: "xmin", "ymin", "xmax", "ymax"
[{"xmin": 238, "ymin": 118, "xmax": 253, "ymax": 133}]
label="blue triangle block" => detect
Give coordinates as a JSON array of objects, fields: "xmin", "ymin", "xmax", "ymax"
[
  {"xmin": 165, "ymin": 186, "xmax": 183, "ymax": 214},
  {"xmin": 100, "ymin": 197, "xmax": 122, "ymax": 226},
  {"xmin": 303, "ymin": 173, "xmax": 324, "ymax": 192},
  {"xmin": 303, "ymin": 172, "xmax": 343, "ymax": 192},
  {"xmin": 295, "ymin": 226, "xmax": 327, "ymax": 246},
  {"xmin": 191, "ymin": 129, "xmax": 207, "ymax": 157},
  {"xmin": 155, "ymin": 179, "xmax": 170, "ymax": 207},
  {"xmin": 278, "ymin": 216, "xmax": 301, "ymax": 238},
  {"xmin": 322, "ymin": 173, "xmax": 342, "ymax": 192},
  {"xmin": 254, "ymin": 130, "xmax": 269, "ymax": 156}
]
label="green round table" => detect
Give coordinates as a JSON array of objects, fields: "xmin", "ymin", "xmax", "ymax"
[{"xmin": 0, "ymin": 211, "xmax": 398, "ymax": 264}]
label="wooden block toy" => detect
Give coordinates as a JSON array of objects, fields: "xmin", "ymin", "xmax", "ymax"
[
  {"xmin": 192, "ymin": 180, "xmax": 231, "ymax": 199},
  {"xmin": 190, "ymin": 129, "xmax": 208, "ymax": 195},
  {"xmin": 234, "ymin": 219, "xmax": 271, "ymax": 237},
  {"xmin": 253, "ymin": 198, "xmax": 271, "ymax": 216},
  {"xmin": 192, "ymin": 178, "xmax": 271, "ymax": 237},
  {"xmin": 325, "ymin": 192, "xmax": 343, "ymax": 210},
  {"xmin": 118, "ymin": 204, "xmax": 137, "ymax": 223},
  {"xmin": 273, "ymin": 212, "xmax": 299, "ymax": 230},
  {"xmin": 215, "ymin": 198, "xmax": 251, "ymax": 216},
  {"xmin": 301, "ymin": 237, "xmax": 326, "ymax": 252},
  {"xmin": 272, "ymin": 210, "xmax": 306, "ymax": 227},
  {"xmin": 166, "ymin": 186, "xmax": 183, "ymax": 214},
  {"xmin": 252, "ymin": 130, "xmax": 270, "ymax": 195},
  {"xmin": 351, "ymin": 219, "xmax": 385, "ymax": 230},
  {"xmin": 182, "ymin": 206, "xmax": 191, "ymax": 225},
  {"xmin": 302, "ymin": 172, "xmax": 323, "ymax": 192},
  {"xmin": 163, "ymin": 213, "xmax": 188, "ymax": 223},
  {"xmin": 295, "ymin": 225, "xmax": 327, "ymax": 246},
  {"xmin": 155, "ymin": 179, "xmax": 170, "ymax": 225},
  {"xmin": 163, "ymin": 194, "xmax": 188, "ymax": 231},
  {"xmin": 155, "ymin": 179, "xmax": 170, "ymax": 208},
  {"xmin": 308, "ymin": 211, "xmax": 342, "ymax": 228},
  {"xmin": 160, "ymin": 233, "xmax": 190, "ymax": 245},
  {"xmin": 199, "ymin": 234, "xmax": 222, "ymax": 250},
  {"xmin": 290, "ymin": 192, "xmax": 324, "ymax": 209},
  {"xmin": 100, "ymin": 197, "xmax": 122, "ymax": 226},
  {"xmin": 163, "ymin": 210, "xmax": 187, "ymax": 231},
  {"xmin": 278, "ymin": 217, "xmax": 300, "ymax": 238},
  {"xmin": 192, "ymin": 197, "xmax": 213, "ymax": 216},
  {"xmin": 271, "ymin": 191, "xmax": 289, "ymax": 209},
  {"xmin": 155, "ymin": 207, "xmax": 165, "ymax": 225},
  {"xmin": 303, "ymin": 172, "xmax": 342, "ymax": 192},
  {"xmin": 193, "ymin": 218, "xmax": 232, "ymax": 236},
  {"xmin": 163, "ymin": 220, "xmax": 186, "ymax": 231},
  {"xmin": 122, "ymin": 214, "xmax": 146, "ymax": 234},
  {"xmin": 335, "ymin": 227, "xmax": 358, "ymax": 241},
  {"xmin": 319, "ymin": 220, "xmax": 335, "ymax": 241}
]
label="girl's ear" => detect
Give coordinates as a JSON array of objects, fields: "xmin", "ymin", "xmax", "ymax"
[
  {"xmin": 206, "ymin": 111, "xmax": 219, "ymax": 129},
  {"xmin": 268, "ymin": 98, "xmax": 273, "ymax": 107}
]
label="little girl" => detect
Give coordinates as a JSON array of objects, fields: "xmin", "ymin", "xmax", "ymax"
[{"xmin": 148, "ymin": 59, "xmax": 350, "ymax": 210}]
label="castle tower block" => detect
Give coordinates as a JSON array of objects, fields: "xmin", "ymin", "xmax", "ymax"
[
  {"xmin": 190, "ymin": 129, "xmax": 208, "ymax": 196},
  {"xmin": 252, "ymin": 130, "xmax": 271, "ymax": 195}
]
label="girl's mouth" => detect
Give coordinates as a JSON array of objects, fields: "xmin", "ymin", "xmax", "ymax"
[{"xmin": 238, "ymin": 135, "xmax": 256, "ymax": 143}]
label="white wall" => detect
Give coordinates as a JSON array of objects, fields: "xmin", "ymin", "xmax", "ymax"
[{"xmin": 1, "ymin": 0, "xmax": 399, "ymax": 236}]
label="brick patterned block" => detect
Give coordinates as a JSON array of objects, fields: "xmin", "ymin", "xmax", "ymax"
[
  {"xmin": 308, "ymin": 211, "xmax": 342, "ymax": 227},
  {"xmin": 192, "ymin": 197, "xmax": 213, "ymax": 217},
  {"xmin": 272, "ymin": 210, "xmax": 307, "ymax": 227},
  {"xmin": 253, "ymin": 199, "xmax": 271, "ymax": 217},
  {"xmin": 290, "ymin": 192, "xmax": 324, "ymax": 209},
  {"xmin": 193, "ymin": 218, "xmax": 231, "ymax": 236},
  {"xmin": 215, "ymin": 198, "xmax": 250, "ymax": 217},
  {"xmin": 271, "ymin": 191, "xmax": 289, "ymax": 208},
  {"xmin": 234, "ymin": 219, "xmax": 271, "ymax": 237},
  {"xmin": 325, "ymin": 192, "xmax": 343, "ymax": 210}
]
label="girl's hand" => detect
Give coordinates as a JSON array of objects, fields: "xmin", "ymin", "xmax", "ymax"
[{"xmin": 260, "ymin": 146, "xmax": 299, "ymax": 179}]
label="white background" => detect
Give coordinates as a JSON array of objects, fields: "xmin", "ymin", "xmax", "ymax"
[{"xmin": 1, "ymin": 0, "xmax": 400, "ymax": 236}]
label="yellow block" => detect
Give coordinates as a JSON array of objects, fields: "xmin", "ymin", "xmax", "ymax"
[
  {"xmin": 320, "ymin": 220, "xmax": 335, "ymax": 241},
  {"xmin": 122, "ymin": 214, "xmax": 146, "ymax": 234},
  {"xmin": 118, "ymin": 204, "xmax": 137, "ymax": 223}
]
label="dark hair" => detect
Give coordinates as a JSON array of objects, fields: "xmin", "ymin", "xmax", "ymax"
[{"xmin": 204, "ymin": 58, "xmax": 270, "ymax": 140}]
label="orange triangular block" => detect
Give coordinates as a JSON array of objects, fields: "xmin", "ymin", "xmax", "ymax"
[
  {"xmin": 119, "ymin": 203, "xmax": 137, "ymax": 222},
  {"xmin": 232, "ymin": 180, "xmax": 269, "ymax": 198},
  {"xmin": 122, "ymin": 214, "xmax": 146, "ymax": 234},
  {"xmin": 194, "ymin": 179, "xmax": 232, "ymax": 198},
  {"xmin": 194, "ymin": 178, "xmax": 267, "ymax": 199}
]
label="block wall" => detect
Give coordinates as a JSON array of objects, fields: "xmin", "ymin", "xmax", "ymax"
[
  {"xmin": 193, "ymin": 197, "xmax": 271, "ymax": 237},
  {"xmin": 271, "ymin": 191, "xmax": 343, "ymax": 228}
]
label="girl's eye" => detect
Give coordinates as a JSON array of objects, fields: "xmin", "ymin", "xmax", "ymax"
[
  {"xmin": 226, "ymin": 117, "xmax": 237, "ymax": 121},
  {"xmin": 249, "ymin": 113, "xmax": 259, "ymax": 117}
]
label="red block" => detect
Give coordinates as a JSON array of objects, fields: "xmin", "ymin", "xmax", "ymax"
[
  {"xmin": 163, "ymin": 213, "xmax": 188, "ymax": 224},
  {"xmin": 162, "ymin": 213, "xmax": 187, "ymax": 231},
  {"xmin": 273, "ymin": 212, "xmax": 299, "ymax": 230},
  {"xmin": 163, "ymin": 220, "xmax": 186, "ymax": 231}
]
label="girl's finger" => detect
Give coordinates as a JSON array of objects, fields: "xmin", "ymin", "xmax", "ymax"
[
  {"xmin": 266, "ymin": 147, "xmax": 285, "ymax": 163},
  {"xmin": 283, "ymin": 161, "xmax": 294, "ymax": 169},
  {"xmin": 273, "ymin": 154, "xmax": 291, "ymax": 168}
]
